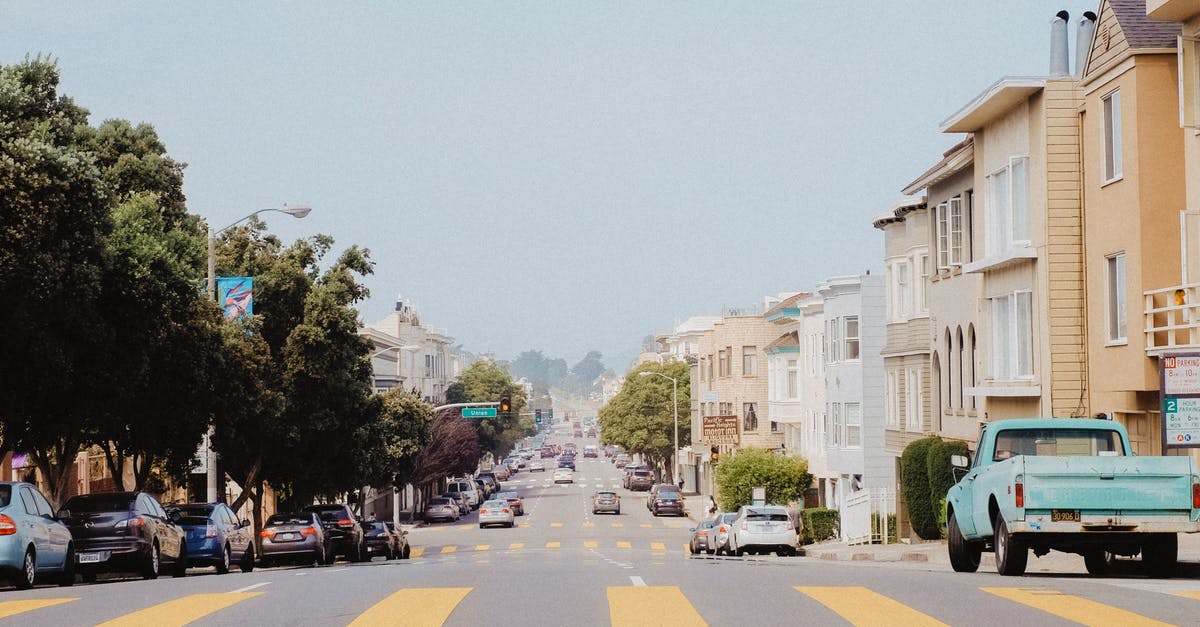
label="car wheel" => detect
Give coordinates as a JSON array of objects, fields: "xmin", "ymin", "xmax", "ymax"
[
  {"xmin": 706, "ymin": 548, "xmax": 715, "ymax": 555},
  {"xmin": 1084, "ymin": 550, "xmax": 1111, "ymax": 576},
  {"xmin": 142, "ymin": 542, "xmax": 161, "ymax": 580},
  {"xmin": 358, "ymin": 541, "xmax": 371, "ymax": 563},
  {"xmin": 479, "ymin": 523, "xmax": 485, "ymax": 529},
  {"xmin": 216, "ymin": 544, "xmax": 232, "ymax": 574},
  {"xmin": 240, "ymin": 546, "xmax": 255, "ymax": 573},
  {"xmin": 57, "ymin": 544, "xmax": 76, "ymax": 587},
  {"xmin": 947, "ymin": 514, "xmax": 981, "ymax": 573},
  {"xmin": 993, "ymin": 513, "xmax": 1027, "ymax": 576},
  {"xmin": 260, "ymin": 557, "xmax": 274, "ymax": 569},
  {"xmin": 401, "ymin": 545, "xmax": 411, "ymax": 559},
  {"xmin": 688, "ymin": 541, "xmax": 697, "ymax": 555},
  {"xmin": 734, "ymin": 546, "xmax": 744, "ymax": 557},
  {"xmin": 82, "ymin": 571, "xmax": 97, "ymax": 584},
  {"xmin": 15, "ymin": 547, "xmax": 35, "ymax": 590},
  {"xmin": 172, "ymin": 546, "xmax": 188, "ymax": 577}
]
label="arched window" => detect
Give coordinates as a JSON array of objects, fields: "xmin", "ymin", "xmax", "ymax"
[
  {"xmin": 956, "ymin": 326, "xmax": 965, "ymax": 410},
  {"xmin": 931, "ymin": 351, "xmax": 943, "ymax": 432},
  {"xmin": 944, "ymin": 329, "xmax": 955, "ymax": 410},
  {"xmin": 967, "ymin": 324, "xmax": 978, "ymax": 411}
]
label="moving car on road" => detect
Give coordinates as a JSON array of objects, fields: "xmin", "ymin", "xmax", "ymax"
[
  {"xmin": 728, "ymin": 505, "xmax": 798, "ymax": 557},
  {"xmin": 259, "ymin": 512, "xmax": 329, "ymax": 567},
  {"xmin": 303, "ymin": 504, "xmax": 367, "ymax": 562},
  {"xmin": 169, "ymin": 502, "xmax": 254, "ymax": 574},
  {"xmin": 592, "ymin": 491, "xmax": 621, "ymax": 515},
  {"xmin": 529, "ymin": 461, "xmax": 546, "ymax": 472},
  {"xmin": 0, "ymin": 482, "xmax": 74, "ymax": 589},
  {"xmin": 647, "ymin": 485, "xmax": 685, "ymax": 516},
  {"xmin": 553, "ymin": 468, "xmax": 575, "ymax": 484},
  {"xmin": 627, "ymin": 469, "xmax": 654, "ymax": 491},
  {"xmin": 478, "ymin": 500, "xmax": 515, "ymax": 528},
  {"xmin": 423, "ymin": 498, "xmax": 461, "ymax": 523},
  {"xmin": 61, "ymin": 491, "xmax": 188, "ymax": 581},
  {"xmin": 496, "ymin": 491, "xmax": 524, "ymax": 516}
]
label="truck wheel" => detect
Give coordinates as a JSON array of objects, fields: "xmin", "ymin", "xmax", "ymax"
[
  {"xmin": 993, "ymin": 514, "xmax": 1027, "ymax": 576},
  {"xmin": 1142, "ymin": 534, "xmax": 1178, "ymax": 578},
  {"xmin": 1083, "ymin": 550, "xmax": 1111, "ymax": 576},
  {"xmin": 947, "ymin": 514, "xmax": 981, "ymax": 573}
]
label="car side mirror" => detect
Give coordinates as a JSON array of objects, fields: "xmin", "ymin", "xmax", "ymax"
[
  {"xmin": 56, "ymin": 509, "xmax": 70, "ymax": 520},
  {"xmin": 689, "ymin": 528, "xmax": 696, "ymax": 532},
  {"xmin": 950, "ymin": 454, "xmax": 969, "ymax": 469},
  {"xmin": 240, "ymin": 519, "xmax": 251, "ymax": 528}
]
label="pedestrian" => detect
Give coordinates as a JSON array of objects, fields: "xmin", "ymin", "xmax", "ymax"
[{"xmin": 706, "ymin": 495, "xmax": 717, "ymax": 517}]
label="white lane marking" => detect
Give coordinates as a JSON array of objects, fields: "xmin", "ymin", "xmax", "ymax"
[
  {"xmin": 325, "ymin": 568, "xmax": 350, "ymax": 573},
  {"xmin": 231, "ymin": 581, "xmax": 271, "ymax": 593}
]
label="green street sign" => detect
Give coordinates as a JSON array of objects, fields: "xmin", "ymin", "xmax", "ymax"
[{"xmin": 462, "ymin": 407, "xmax": 498, "ymax": 418}]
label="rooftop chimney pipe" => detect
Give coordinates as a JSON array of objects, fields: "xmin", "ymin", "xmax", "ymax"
[
  {"xmin": 1075, "ymin": 11, "xmax": 1097, "ymax": 78},
  {"xmin": 1050, "ymin": 10, "xmax": 1071, "ymax": 77}
]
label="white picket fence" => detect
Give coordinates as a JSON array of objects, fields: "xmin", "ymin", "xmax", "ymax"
[{"xmin": 843, "ymin": 488, "xmax": 895, "ymax": 546}]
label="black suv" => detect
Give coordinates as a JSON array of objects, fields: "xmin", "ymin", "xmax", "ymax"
[
  {"xmin": 302, "ymin": 504, "xmax": 366, "ymax": 562},
  {"xmin": 60, "ymin": 491, "xmax": 188, "ymax": 581}
]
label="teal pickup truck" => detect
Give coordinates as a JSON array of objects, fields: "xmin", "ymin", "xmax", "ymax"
[{"xmin": 945, "ymin": 418, "xmax": 1200, "ymax": 577}]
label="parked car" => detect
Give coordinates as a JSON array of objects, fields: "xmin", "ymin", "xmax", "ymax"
[
  {"xmin": 302, "ymin": 504, "xmax": 366, "ymax": 562},
  {"xmin": 478, "ymin": 500, "xmax": 515, "ymax": 528},
  {"xmin": 446, "ymin": 479, "xmax": 482, "ymax": 509},
  {"xmin": 495, "ymin": 491, "xmax": 524, "ymax": 516},
  {"xmin": 0, "ymin": 482, "xmax": 74, "ymax": 588},
  {"xmin": 362, "ymin": 521, "xmax": 399, "ymax": 559},
  {"xmin": 614, "ymin": 454, "xmax": 631, "ymax": 468},
  {"xmin": 474, "ymin": 479, "xmax": 493, "ymax": 500},
  {"xmin": 60, "ymin": 491, "xmax": 187, "ymax": 581},
  {"xmin": 259, "ymin": 512, "xmax": 329, "ymax": 567},
  {"xmin": 529, "ymin": 461, "xmax": 546, "ymax": 472},
  {"xmin": 476, "ymin": 472, "xmax": 501, "ymax": 494},
  {"xmin": 168, "ymin": 502, "xmax": 254, "ymax": 574},
  {"xmin": 711, "ymin": 512, "xmax": 739, "ymax": 555},
  {"xmin": 591, "ymin": 491, "xmax": 621, "ymax": 515},
  {"xmin": 689, "ymin": 519, "xmax": 717, "ymax": 554},
  {"xmin": 583, "ymin": 445, "xmax": 598, "ymax": 458},
  {"xmin": 423, "ymin": 498, "xmax": 461, "ymax": 523},
  {"xmin": 647, "ymin": 485, "xmax": 684, "ymax": 516},
  {"xmin": 728, "ymin": 505, "xmax": 798, "ymax": 557},
  {"xmin": 492, "ymin": 466, "xmax": 511, "ymax": 481},
  {"xmin": 627, "ymin": 469, "xmax": 654, "ymax": 491},
  {"xmin": 384, "ymin": 522, "xmax": 411, "ymax": 559},
  {"xmin": 553, "ymin": 468, "xmax": 575, "ymax": 484},
  {"xmin": 441, "ymin": 492, "xmax": 470, "ymax": 516}
]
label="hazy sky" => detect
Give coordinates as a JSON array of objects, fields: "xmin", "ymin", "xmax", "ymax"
[{"xmin": 2, "ymin": 1, "xmax": 1100, "ymax": 370}]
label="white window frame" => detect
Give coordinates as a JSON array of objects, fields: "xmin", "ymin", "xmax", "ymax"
[
  {"xmin": 905, "ymin": 367, "xmax": 923, "ymax": 433},
  {"xmin": 742, "ymin": 346, "xmax": 757, "ymax": 376},
  {"xmin": 986, "ymin": 157, "xmax": 1030, "ymax": 255},
  {"xmin": 786, "ymin": 358, "xmax": 799, "ymax": 400},
  {"xmin": 1107, "ymin": 253, "xmax": 1127, "ymax": 344},
  {"xmin": 917, "ymin": 253, "xmax": 930, "ymax": 314},
  {"xmin": 885, "ymin": 370, "xmax": 901, "ymax": 429},
  {"xmin": 827, "ymin": 403, "xmax": 842, "ymax": 447},
  {"xmin": 1103, "ymin": 90, "xmax": 1123, "ymax": 182},
  {"xmin": 844, "ymin": 402, "xmax": 862, "ymax": 448},
  {"xmin": 826, "ymin": 320, "xmax": 841, "ymax": 363},
  {"xmin": 989, "ymin": 290, "xmax": 1035, "ymax": 380},
  {"xmin": 844, "ymin": 316, "xmax": 860, "ymax": 361},
  {"xmin": 936, "ymin": 196, "xmax": 966, "ymax": 270}
]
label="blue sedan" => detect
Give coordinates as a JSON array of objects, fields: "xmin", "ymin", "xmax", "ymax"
[
  {"xmin": 169, "ymin": 502, "xmax": 254, "ymax": 574},
  {"xmin": 0, "ymin": 482, "xmax": 74, "ymax": 588}
]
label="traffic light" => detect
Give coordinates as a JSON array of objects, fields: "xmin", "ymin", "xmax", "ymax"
[
  {"xmin": 499, "ymin": 396, "xmax": 511, "ymax": 416},
  {"xmin": 548, "ymin": 408, "xmax": 554, "ymax": 421},
  {"xmin": 710, "ymin": 446, "xmax": 720, "ymax": 464},
  {"xmin": 535, "ymin": 409, "xmax": 542, "ymax": 423}
]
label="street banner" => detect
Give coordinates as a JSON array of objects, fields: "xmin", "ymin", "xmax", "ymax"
[{"xmin": 217, "ymin": 277, "xmax": 253, "ymax": 321}]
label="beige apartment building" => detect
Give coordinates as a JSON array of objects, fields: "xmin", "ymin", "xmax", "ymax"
[
  {"xmin": 689, "ymin": 310, "xmax": 783, "ymax": 498},
  {"xmin": 1082, "ymin": 0, "xmax": 1185, "ymax": 454}
]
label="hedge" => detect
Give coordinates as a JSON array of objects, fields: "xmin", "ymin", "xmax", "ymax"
[
  {"xmin": 901, "ymin": 436, "xmax": 941, "ymax": 540},
  {"xmin": 801, "ymin": 508, "xmax": 839, "ymax": 545},
  {"xmin": 926, "ymin": 438, "xmax": 969, "ymax": 537}
]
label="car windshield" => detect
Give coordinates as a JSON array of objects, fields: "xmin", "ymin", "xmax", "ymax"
[
  {"xmin": 174, "ymin": 505, "xmax": 213, "ymax": 518},
  {"xmin": 63, "ymin": 493, "xmax": 135, "ymax": 512},
  {"xmin": 482, "ymin": 501, "xmax": 506, "ymax": 508},
  {"xmin": 267, "ymin": 513, "xmax": 312, "ymax": 526}
]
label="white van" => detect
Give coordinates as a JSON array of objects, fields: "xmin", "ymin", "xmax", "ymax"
[{"xmin": 446, "ymin": 479, "xmax": 481, "ymax": 508}]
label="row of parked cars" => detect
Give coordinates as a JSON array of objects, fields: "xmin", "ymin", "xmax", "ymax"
[
  {"xmin": 688, "ymin": 505, "xmax": 799, "ymax": 557},
  {"xmin": 0, "ymin": 481, "xmax": 410, "ymax": 590}
]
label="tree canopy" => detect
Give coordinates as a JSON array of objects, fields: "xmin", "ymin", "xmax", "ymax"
[{"xmin": 597, "ymin": 360, "xmax": 690, "ymax": 481}]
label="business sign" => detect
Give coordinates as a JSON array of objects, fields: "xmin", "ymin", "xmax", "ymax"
[
  {"xmin": 702, "ymin": 415, "xmax": 739, "ymax": 445},
  {"xmin": 217, "ymin": 277, "xmax": 253, "ymax": 321},
  {"xmin": 1161, "ymin": 353, "xmax": 1200, "ymax": 449}
]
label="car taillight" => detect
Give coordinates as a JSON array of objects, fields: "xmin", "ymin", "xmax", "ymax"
[
  {"xmin": 205, "ymin": 524, "xmax": 218, "ymax": 538},
  {"xmin": 655, "ymin": 499, "xmax": 665, "ymax": 505},
  {"xmin": 302, "ymin": 527, "xmax": 318, "ymax": 536},
  {"xmin": 1193, "ymin": 481, "xmax": 1200, "ymax": 509},
  {"xmin": 260, "ymin": 529, "xmax": 275, "ymax": 538},
  {"xmin": 1014, "ymin": 480, "xmax": 1025, "ymax": 509},
  {"xmin": 502, "ymin": 508, "xmax": 510, "ymax": 514},
  {"xmin": 115, "ymin": 516, "xmax": 145, "ymax": 529},
  {"xmin": 0, "ymin": 514, "xmax": 15, "ymax": 535},
  {"xmin": 480, "ymin": 509, "xmax": 488, "ymax": 514},
  {"xmin": 337, "ymin": 519, "xmax": 355, "ymax": 528}
]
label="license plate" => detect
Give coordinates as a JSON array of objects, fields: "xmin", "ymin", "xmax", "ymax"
[
  {"xmin": 1051, "ymin": 509, "xmax": 1081, "ymax": 522},
  {"xmin": 78, "ymin": 552, "xmax": 106, "ymax": 564},
  {"xmin": 275, "ymin": 532, "xmax": 299, "ymax": 541}
]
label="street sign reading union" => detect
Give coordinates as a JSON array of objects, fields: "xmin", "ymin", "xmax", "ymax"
[
  {"xmin": 702, "ymin": 415, "xmax": 739, "ymax": 445},
  {"xmin": 462, "ymin": 407, "xmax": 498, "ymax": 418}
]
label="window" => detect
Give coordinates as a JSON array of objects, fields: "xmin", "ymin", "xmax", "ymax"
[
  {"xmin": 918, "ymin": 254, "xmax": 930, "ymax": 312},
  {"xmin": 826, "ymin": 317, "xmax": 860, "ymax": 362},
  {"xmin": 826, "ymin": 319, "xmax": 841, "ymax": 363},
  {"xmin": 718, "ymin": 350, "xmax": 728, "ymax": 377},
  {"xmin": 885, "ymin": 370, "xmax": 901, "ymax": 429},
  {"xmin": 1107, "ymin": 254, "xmax": 1127, "ymax": 342},
  {"xmin": 845, "ymin": 402, "xmax": 862, "ymax": 447},
  {"xmin": 743, "ymin": 403, "xmax": 758, "ymax": 432},
  {"xmin": 742, "ymin": 346, "xmax": 757, "ymax": 376},
  {"xmin": 786, "ymin": 359, "xmax": 799, "ymax": 399},
  {"xmin": 827, "ymin": 403, "xmax": 842, "ymax": 447},
  {"xmin": 986, "ymin": 157, "xmax": 1030, "ymax": 254},
  {"xmin": 1103, "ymin": 90, "xmax": 1122, "ymax": 181},
  {"xmin": 936, "ymin": 196, "xmax": 965, "ymax": 270},
  {"xmin": 896, "ymin": 261, "xmax": 911, "ymax": 318},
  {"xmin": 18, "ymin": 488, "xmax": 37, "ymax": 516},
  {"xmin": 990, "ymin": 291, "xmax": 1034, "ymax": 379},
  {"xmin": 905, "ymin": 367, "xmax": 923, "ymax": 432},
  {"xmin": 844, "ymin": 316, "xmax": 860, "ymax": 360},
  {"xmin": 771, "ymin": 420, "xmax": 781, "ymax": 433}
]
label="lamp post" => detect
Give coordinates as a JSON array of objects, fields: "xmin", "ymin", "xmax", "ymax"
[
  {"xmin": 639, "ymin": 371, "xmax": 679, "ymax": 486},
  {"xmin": 205, "ymin": 204, "xmax": 312, "ymax": 502}
]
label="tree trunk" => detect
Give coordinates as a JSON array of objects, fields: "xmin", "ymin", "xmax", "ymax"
[
  {"xmin": 100, "ymin": 441, "xmax": 131, "ymax": 491},
  {"xmin": 34, "ymin": 436, "xmax": 81, "ymax": 510},
  {"xmin": 229, "ymin": 453, "xmax": 263, "ymax": 513},
  {"xmin": 248, "ymin": 482, "xmax": 264, "ymax": 554}
]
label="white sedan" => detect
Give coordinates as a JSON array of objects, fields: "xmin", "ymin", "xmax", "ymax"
[
  {"xmin": 529, "ymin": 461, "xmax": 546, "ymax": 472},
  {"xmin": 552, "ymin": 468, "xmax": 574, "ymax": 484},
  {"xmin": 478, "ymin": 500, "xmax": 515, "ymax": 528}
]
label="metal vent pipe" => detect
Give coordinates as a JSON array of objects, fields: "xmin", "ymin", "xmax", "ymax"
[{"xmin": 1050, "ymin": 10, "xmax": 1071, "ymax": 77}]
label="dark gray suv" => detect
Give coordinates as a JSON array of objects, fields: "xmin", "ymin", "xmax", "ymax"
[{"xmin": 302, "ymin": 504, "xmax": 366, "ymax": 562}]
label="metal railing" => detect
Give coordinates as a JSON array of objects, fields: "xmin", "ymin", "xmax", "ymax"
[{"xmin": 1144, "ymin": 283, "xmax": 1200, "ymax": 354}]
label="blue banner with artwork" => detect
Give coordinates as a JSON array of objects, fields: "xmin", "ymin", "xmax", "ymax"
[{"xmin": 217, "ymin": 277, "xmax": 253, "ymax": 320}]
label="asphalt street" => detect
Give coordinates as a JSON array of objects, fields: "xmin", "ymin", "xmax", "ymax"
[{"xmin": 4, "ymin": 443, "xmax": 1200, "ymax": 625}]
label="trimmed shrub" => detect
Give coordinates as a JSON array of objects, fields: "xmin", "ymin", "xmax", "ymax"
[
  {"xmin": 801, "ymin": 508, "xmax": 839, "ymax": 545},
  {"xmin": 714, "ymin": 448, "xmax": 812, "ymax": 512},
  {"xmin": 926, "ymin": 438, "xmax": 969, "ymax": 537},
  {"xmin": 901, "ymin": 436, "xmax": 941, "ymax": 540}
]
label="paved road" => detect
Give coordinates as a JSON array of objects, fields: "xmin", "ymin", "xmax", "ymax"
[{"xmin": 6, "ymin": 446, "xmax": 1200, "ymax": 625}]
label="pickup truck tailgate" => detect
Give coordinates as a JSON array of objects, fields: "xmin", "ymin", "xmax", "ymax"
[{"xmin": 1022, "ymin": 456, "xmax": 1195, "ymax": 511}]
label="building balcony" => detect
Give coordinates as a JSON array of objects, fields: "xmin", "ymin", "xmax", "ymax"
[{"xmin": 1144, "ymin": 283, "xmax": 1200, "ymax": 355}]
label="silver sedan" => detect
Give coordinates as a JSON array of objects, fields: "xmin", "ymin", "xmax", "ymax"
[{"xmin": 478, "ymin": 500, "xmax": 515, "ymax": 528}]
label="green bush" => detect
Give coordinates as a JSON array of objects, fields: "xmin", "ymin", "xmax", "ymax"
[
  {"xmin": 926, "ymin": 439, "xmax": 969, "ymax": 537},
  {"xmin": 801, "ymin": 508, "xmax": 839, "ymax": 545},
  {"xmin": 901, "ymin": 436, "xmax": 941, "ymax": 540},
  {"xmin": 871, "ymin": 512, "xmax": 898, "ymax": 544},
  {"xmin": 714, "ymin": 448, "xmax": 812, "ymax": 511}
]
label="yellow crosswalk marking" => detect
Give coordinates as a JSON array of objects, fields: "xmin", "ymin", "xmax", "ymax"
[
  {"xmin": 410, "ymin": 547, "xmax": 425, "ymax": 558},
  {"xmin": 474, "ymin": 544, "xmax": 490, "ymax": 551},
  {"xmin": 0, "ymin": 598, "xmax": 77, "ymax": 620},
  {"xmin": 651, "ymin": 542, "xmax": 666, "ymax": 551},
  {"xmin": 518, "ymin": 523, "xmax": 531, "ymax": 528},
  {"xmin": 617, "ymin": 541, "xmax": 632, "ymax": 549},
  {"xmin": 608, "ymin": 586, "xmax": 706, "ymax": 626},
  {"xmin": 584, "ymin": 541, "xmax": 599, "ymax": 548},
  {"xmin": 611, "ymin": 522, "xmax": 624, "ymax": 528},
  {"xmin": 550, "ymin": 522, "xmax": 563, "ymax": 527},
  {"xmin": 508, "ymin": 543, "xmax": 524, "ymax": 550},
  {"xmin": 440, "ymin": 546, "xmax": 457, "ymax": 554},
  {"xmin": 583, "ymin": 522, "xmax": 595, "ymax": 527},
  {"xmin": 982, "ymin": 587, "xmax": 1172, "ymax": 627},
  {"xmin": 795, "ymin": 587, "xmax": 947, "ymax": 627},
  {"xmin": 640, "ymin": 523, "xmax": 653, "ymax": 528},
  {"xmin": 350, "ymin": 588, "xmax": 471, "ymax": 627},
  {"xmin": 546, "ymin": 541, "xmax": 561, "ymax": 548},
  {"xmin": 98, "ymin": 593, "xmax": 263, "ymax": 627}
]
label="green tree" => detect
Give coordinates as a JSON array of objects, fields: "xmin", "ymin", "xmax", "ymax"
[
  {"xmin": 714, "ymin": 448, "xmax": 812, "ymax": 511},
  {"xmin": 598, "ymin": 361, "xmax": 690, "ymax": 480},
  {"xmin": 457, "ymin": 360, "xmax": 529, "ymax": 458},
  {"xmin": 357, "ymin": 389, "xmax": 431, "ymax": 497}
]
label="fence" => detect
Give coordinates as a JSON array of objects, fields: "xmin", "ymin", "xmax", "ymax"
[{"xmin": 843, "ymin": 488, "xmax": 895, "ymax": 546}]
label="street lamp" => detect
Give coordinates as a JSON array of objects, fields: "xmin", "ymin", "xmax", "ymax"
[
  {"xmin": 639, "ymin": 371, "xmax": 680, "ymax": 486},
  {"xmin": 205, "ymin": 204, "xmax": 312, "ymax": 502}
]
